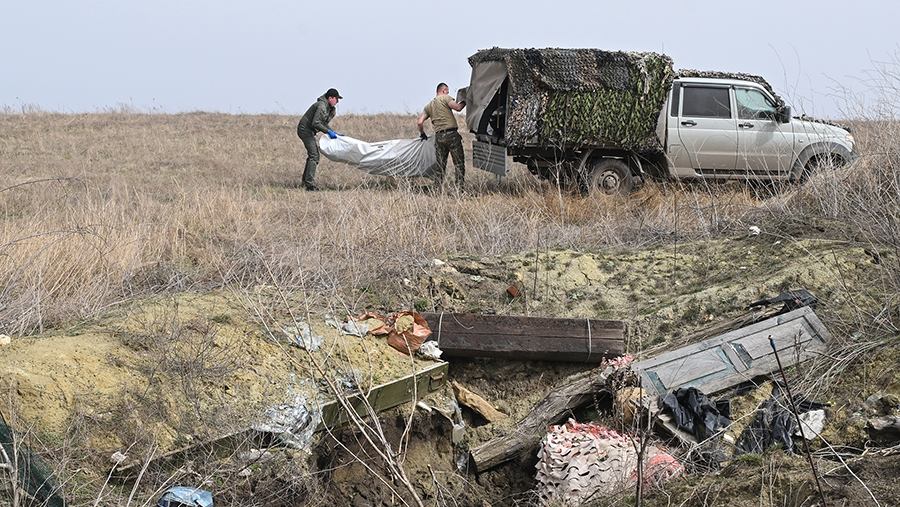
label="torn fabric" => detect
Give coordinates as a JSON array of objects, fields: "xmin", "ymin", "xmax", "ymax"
[{"xmin": 319, "ymin": 135, "xmax": 439, "ymax": 178}]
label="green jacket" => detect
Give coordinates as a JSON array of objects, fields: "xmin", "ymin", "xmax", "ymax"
[{"xmin": 297, "ymin": 94, "xmax": 336, "ymax": 137}]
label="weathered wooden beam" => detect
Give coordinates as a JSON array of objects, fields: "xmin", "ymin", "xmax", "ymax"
[
  {"xmin": 421, "ymin": 312, "xmax": 624, "ymax": 362},
  {"xmin": 468, "ymin": 367, "xmax": 613, "ymax": 472}
]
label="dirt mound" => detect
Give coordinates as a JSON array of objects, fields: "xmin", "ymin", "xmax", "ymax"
[{"xmin": 1, "ymin": 236, "xmax": 897, "ymax": 506}]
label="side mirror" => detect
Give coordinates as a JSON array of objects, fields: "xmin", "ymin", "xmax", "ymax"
[{"xmin": 776, "ymin": 105, "xmax": 792, "ymax": 123}]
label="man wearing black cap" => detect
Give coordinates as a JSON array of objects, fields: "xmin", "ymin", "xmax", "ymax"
[{"xmin": 296, "ymin": 88, "xmax": 343, "ymax": 191}]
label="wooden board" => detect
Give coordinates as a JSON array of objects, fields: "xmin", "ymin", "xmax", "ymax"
[
  {"xmin": 421, "ymin": 312, "xmax": 624, "ymax": 362},
  {"xmin": 634, "ymin": 306, "xmax": 830, "ymax": 398}
]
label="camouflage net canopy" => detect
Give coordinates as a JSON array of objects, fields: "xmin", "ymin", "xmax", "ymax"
[{"xmin": 468, "ymin": 48, "xmax": 675, "ymax": 152}]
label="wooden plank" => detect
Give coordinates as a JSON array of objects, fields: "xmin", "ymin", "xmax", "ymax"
[
  {"xmin": 634, "ymin": 306, "xmax": 830, "ymax": 398},
  {"xmin": 421, "ymin": 312, "xmax": 624, "ymax": 362}
]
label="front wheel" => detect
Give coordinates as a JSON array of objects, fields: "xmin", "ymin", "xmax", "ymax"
[{"xmin": 586, "ymin": 159, "xmax": 633, "ymax": 196}]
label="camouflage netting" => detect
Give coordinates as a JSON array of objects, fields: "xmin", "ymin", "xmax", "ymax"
[
  {"xmin": 1, "ymin": 412, "xmax": 66, "ymax": 506},
  {"xmin": 469, "ymin": 48, "xmax": 675, "ymax": 151},
  {"xmin": 676, "ymin": 69, "xmax": 786, "ymax": 110}
]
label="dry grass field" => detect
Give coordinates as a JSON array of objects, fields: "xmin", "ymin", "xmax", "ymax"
[{"xmin": 2, "ymin": 109, "xmax": 900, "ymax": 506}]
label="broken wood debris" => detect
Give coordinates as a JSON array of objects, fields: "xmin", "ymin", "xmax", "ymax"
[
  {"xmin": 451, "ymin": 381, "xmax": 508, "ymax": 423},
  {"xmin": 421, "ymin": 312, "xmax": 624, "ymax": 362},
  {"xmin": 469, "ymin": 367, "xmax": 614, "ymax": 472},
  {"xmin": 469, "ymin": 306, "xmax": 831, "ymax": 472}
]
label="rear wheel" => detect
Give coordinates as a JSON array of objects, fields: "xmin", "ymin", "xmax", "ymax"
[{"xmin": 587, "ymin": 159, "xmax": 633, "ymax": 195}]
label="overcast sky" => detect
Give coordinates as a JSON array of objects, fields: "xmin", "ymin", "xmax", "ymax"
[{"xmin": 2, "ymin": 1, "xmax": 897, "ymax": 119}]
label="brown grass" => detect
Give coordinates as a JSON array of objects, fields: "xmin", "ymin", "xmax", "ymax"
[{"xmin": 1, "ymin": 111, "xmax": 898, "ymax": 337}]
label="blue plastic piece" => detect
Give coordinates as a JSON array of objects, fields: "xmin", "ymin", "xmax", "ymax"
[{"xmin": 156, "ymin": 486, "xmax": 214, "ymax": 507}]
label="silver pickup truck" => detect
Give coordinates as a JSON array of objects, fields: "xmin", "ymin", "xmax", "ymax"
[{"xmin": 465, "ymin": 48, "xmax": 857, "ymax": 194}]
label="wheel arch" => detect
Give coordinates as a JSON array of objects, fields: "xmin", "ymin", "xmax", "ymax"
[{"xmin": 791, "ymin": 142, "xmax": 853, "ymax": 181}]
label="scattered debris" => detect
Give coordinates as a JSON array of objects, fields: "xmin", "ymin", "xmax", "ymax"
[
  {"xmin": 470, "ymin": 362, "xmax": 616, "ymax": 471},
  {"xmin": 734, "ymin": 386, "xmax": 829, "ymax": 456},
  {"xmin": 423, "ymin": 312, "xmax": 624, "ymax": 362},
  {"xmin": 506, "ymin": 283, "xmax": 522, "ymax": 298},
  {"xmin": 451, "ymin": 381, "xmax": 508, "ymax": 422},
  {"xmin": 866, "ymin": 415, "xmax": 900, "ymax": 443},
  {"xmin": 0, "ymin": 334, "xmax": 10, "ymax": 347},
  {"xmin": 283, "ymin": 321, "xmax": 324, "ymax": 351},
  {"xmin": 156, "ymin": 486, "xmax": 213, "ymax": 507},
  {"xmin": 431, "ymin": 397, "xmax": 466, "ymax": 444},
  {"xmin": 416, "ymin": 340, "xmax": 443, "ymax": 360}
]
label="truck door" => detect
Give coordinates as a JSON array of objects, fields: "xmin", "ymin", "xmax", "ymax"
[
  {"xmin": 734, "ymin": 87, "xmax": 795, "ymax": 176},
  {"xmin": 677, "ymin": 84, "xmax": 738, "ymax": 173}
]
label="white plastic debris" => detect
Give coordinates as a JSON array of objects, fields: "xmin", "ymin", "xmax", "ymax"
[
  {"xmin": 416, "ymin": 340, "xmax": 443, "ymax": 360},
  {"xmin": 283, "ymin": 321, "xmax": 324, "ymax": 351},
  {"xmin": 795, "ymin": 409, "xmax": 827, "ymax": 439},
  {"xmin": 749, "ymin": 226, "xmax": 761, "ymax": 236},
  {"xmin": 0, "ymin": 335, "xmax": 10, "ymax": 347}
]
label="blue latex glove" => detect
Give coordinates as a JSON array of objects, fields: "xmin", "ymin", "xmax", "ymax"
[
  {"xmin": 419, "ymin": 133, "xmax": 428, "ymax": 141},
  {"xmin": 327, "ymin": 130, "xmax": 340, "ymax": 139}
]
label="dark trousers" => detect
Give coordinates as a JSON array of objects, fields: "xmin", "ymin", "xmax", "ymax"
[
  {"xmin": 435, "ymin": 129, "xmax": 465, "ymax": 185},
  {"xmin": 299, "ymin": 133, "xmax": 319, "ymax": 188}
]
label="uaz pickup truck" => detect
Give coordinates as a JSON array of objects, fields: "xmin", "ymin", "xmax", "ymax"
[{"xmin": 464, "ymin": 48, "xmax": 856, "ymax": 194}]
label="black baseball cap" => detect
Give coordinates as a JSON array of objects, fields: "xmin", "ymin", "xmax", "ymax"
[{"xmin": 326, "ymin": 88, "xmax": 343, "ymax": 99}]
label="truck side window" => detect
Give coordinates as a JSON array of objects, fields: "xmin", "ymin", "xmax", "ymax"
[
  {"xmin": 735, "ymin": 88, "xmax": 776, "ymax": 120},
  {"xmin": 682, "ymin": 86, "xmax": 731, "ymax": 118}
]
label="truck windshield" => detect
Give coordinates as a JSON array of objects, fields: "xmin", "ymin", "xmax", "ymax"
[{"xmin": 735, "ymin": 88, "xmax": 777, "ymax": 120}]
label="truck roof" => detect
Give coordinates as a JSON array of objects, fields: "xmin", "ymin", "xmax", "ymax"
[{"xmin": 675, "ymin": 70, "xmax": 784, "ymax": 108}]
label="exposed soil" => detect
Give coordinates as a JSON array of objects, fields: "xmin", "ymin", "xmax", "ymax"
[{"xmin": 2, "ymin": 235, "xmax": 900, "ymax": 506}]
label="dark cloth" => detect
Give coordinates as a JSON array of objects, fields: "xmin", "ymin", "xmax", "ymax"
[
  {"xmin": 735, "ymin": 385, "xmax": 829, "ymax": 456},
  {"xmin": 660, "ymin": 387, "xmax": 732, "ymax": 442},
  {"xmin": 435, "ymin": 129, "xmax": 465, "ymax": 185},
  {"xmin": 297, "ymin": 94, "xmax": 336, "ymax": 188}
]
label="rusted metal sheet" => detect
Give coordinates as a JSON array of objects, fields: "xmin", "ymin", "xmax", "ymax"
[
  {"xmin": 421, "ymin": 312, "xmax": 624, "ymax": 362},
  {"xmin": 634, "ymin": 306, "xmax": 830, "ymax": 398}
]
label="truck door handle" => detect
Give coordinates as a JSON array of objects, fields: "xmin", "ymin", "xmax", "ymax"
[
  {"xmin": 739, "ymin": 122, "xmax": 755, "ymax": 129},
  {"xmin": 681, "ymin": 120, "xmax": 696, "ymax": 126}
]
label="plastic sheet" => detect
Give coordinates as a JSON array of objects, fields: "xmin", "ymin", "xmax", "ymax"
[
  {"xmin": 319, "ymin": 135, "xmax": 439, "ymax": 178},
  {"xmin": 660, "ymin": 387, "xmax": 732, "ymax": 442},
  {"xmin": 735, "ymin": 386, "xmax": 829, "ymax": 455}
]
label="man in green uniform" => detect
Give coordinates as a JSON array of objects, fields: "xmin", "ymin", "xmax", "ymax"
[
  {"xmin": 417, "ymin": 83, "xmax": 466, "ymax": 187},
  {"xmin": 297, "ymin": 88, "xmax": 343, "ymax": 191}
]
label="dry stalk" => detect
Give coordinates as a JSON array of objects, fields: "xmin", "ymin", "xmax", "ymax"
[{"xmin": 261, "ymin": 259, "xmax": 425, "ymax": 507}]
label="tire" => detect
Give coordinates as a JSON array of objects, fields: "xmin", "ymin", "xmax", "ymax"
[
  {"xmin": 794, "ymin": 149, "xmax": 848, "ymax": 183},
  {"xmin": 587, "ymin": 159, "xmax": 633, "ymax": 196}
]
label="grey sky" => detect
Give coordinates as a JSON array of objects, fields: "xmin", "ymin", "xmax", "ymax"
[{"xmin": 3, "ymin": 0, "xmax": 896, "ymax": 119}]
